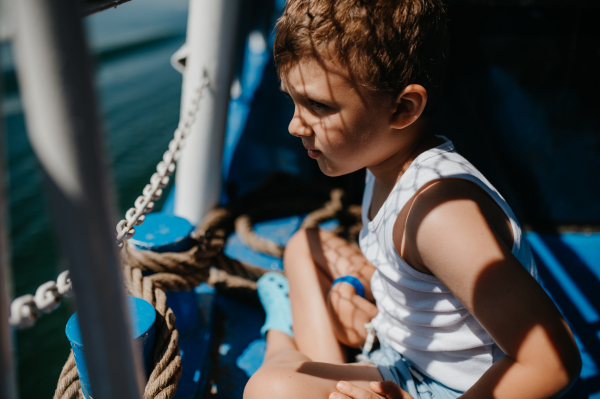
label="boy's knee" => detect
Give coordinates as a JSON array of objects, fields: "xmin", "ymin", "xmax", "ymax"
[
  {"xmin": 285, "ymin": 228, "xmax": 309, "ymax": 252},
  {"xmin": 244, "ymin": 365, "xmax": 302, "ymax": 399},
  {"xmin": 283, "ymin": 228, "xmax": 320, "ymax": 266}
]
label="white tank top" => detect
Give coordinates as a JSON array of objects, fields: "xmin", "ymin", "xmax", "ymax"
[{"xmin": 359, "ymin": 137, "xmax": 538, "ymax": 392}]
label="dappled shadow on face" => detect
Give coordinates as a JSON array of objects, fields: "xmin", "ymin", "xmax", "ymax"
[{"xmin": 288, "ymin": 55, "xmax": 369, "ymax": 146}]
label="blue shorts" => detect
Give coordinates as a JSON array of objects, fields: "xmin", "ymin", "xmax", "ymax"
[{"xmin": 364, "ymin": 340, "xmax": 464, "ymax": 399}]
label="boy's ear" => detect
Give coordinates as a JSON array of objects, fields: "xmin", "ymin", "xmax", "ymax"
[{"xmin": 391, "ymin": 84, "xmax": 428, "ymax": 129}]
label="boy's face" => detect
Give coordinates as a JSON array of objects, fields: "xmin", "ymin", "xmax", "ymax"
[{"xmin": 281, "ymin": 57, "xmax": 401, "ymax": 177}]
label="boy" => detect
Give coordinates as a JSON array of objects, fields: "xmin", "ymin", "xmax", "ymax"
[{"xmin": 244, "ymin": 1, "xmax": 581, "ymax": 398}]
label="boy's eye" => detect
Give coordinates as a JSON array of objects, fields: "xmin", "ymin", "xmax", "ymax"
[{"xmin": 308, "ymin": 99, "xmax": 328, "ymax": 113}]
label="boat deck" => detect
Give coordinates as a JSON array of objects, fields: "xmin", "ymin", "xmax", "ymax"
[
  {"xmin": 157, "ymin": 203, "xmax": 600, "ymax": 398},
  {"xmin": 163, "ymin": 3, "xmax": 600, "ymax": 396}
]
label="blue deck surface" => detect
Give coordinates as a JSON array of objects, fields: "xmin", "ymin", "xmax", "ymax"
[
  {"xmin": 172, "ymin": 283, "xmax": 216, "ymax": 399},
  {"xmin": 527, "ymin": 232, "xmax": 600, "ymax": 398}
]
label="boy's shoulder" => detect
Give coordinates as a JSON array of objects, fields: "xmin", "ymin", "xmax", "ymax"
[{"xmin": 399, "ymin": 177, "xmax": 514, "ymax": 275}]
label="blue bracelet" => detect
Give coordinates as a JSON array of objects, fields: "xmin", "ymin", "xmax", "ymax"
[{"xmin": 331, "ymin": 276, "xmax": 365, "ymax": 298}]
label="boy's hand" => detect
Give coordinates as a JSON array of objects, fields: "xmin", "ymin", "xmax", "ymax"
[{"xmin": 329, "ymin": 381, "xmax": 414, "ymax": 399}]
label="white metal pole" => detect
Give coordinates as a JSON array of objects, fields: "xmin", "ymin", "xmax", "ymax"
[
  {"xmin": 0, "ymin": 45, "xmax": 17, "ymax": 399},
  {"xmin": 174, "ymin": 0, "xmax": 241, "ymax": 226},
  {"xmin": 12, "ymin": 1, "xmax": 144, "ymax": 398}
]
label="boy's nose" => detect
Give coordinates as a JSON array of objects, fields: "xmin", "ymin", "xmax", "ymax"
[{"xmin": 288, "ymin": 108, "xmax": 313, "ymax": 137}]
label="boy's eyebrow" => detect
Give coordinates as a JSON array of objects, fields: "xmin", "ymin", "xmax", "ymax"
[{"xmin": 279, "ymin": 83, "xmax": 333, "ymax": 104}]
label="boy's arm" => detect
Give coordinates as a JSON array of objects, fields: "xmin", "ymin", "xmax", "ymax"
[{"xmin": 399, "ymin": 179, "xmax": 581, "ymax": 399}]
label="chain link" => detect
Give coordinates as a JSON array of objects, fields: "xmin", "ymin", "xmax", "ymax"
[
  {"xmin": 9, "ymin": 270, "xmax": 73, "ymax": 328},
  {"xmin": 116, "ymin": 77, "xmax": 209, "ymax": 248},
  {"xmin": 8, "ymin": 74, "xmax": 210, "ymax": 328}
]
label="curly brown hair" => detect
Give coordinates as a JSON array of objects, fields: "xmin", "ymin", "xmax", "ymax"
[{"xmin": 274, "ymin": 0, "xmax": 449, "ymax": 112}]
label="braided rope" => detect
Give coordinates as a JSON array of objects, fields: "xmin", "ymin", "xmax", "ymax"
[
  {"xmin": 233, "ymin": 188, "xmax": 346, "ymax": 258},
  {"xmin": 300, "ymin": 188, "xmax": 344, "ymax": 229},
  {"xmin": 54, "ymin": 182, "xmax": 361, "ymax": 398},
  {"xmin": 124, "ymin": 266, "xmax": 182, "ymax": 399},
  {"xmin": 234, "ymin": 215, "xmax": 284, "ymax": 258},
  {"xmin": 53, "ymin": 209, "xmax": 268, "ymax": 399},
  {"xmin": 54, "ymin": 352, "xmax": 83, "ymax": 399},
  {"xmin": 53, "ymin": 265, "xmax": 184, "ymax": 399}
]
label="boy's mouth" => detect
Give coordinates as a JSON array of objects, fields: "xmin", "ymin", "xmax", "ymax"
[
  {"xmin": 303, "ymin": 142, "xmax": 322, "ymax": 159},
  {"xmin": 307, "ymin": 149, "xmax": 322, "ymax": 159}
]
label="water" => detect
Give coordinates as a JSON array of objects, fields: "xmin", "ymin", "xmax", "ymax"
[{"xmin": 2, "ymin": 1, "xmax": 188, "ymax": 397}]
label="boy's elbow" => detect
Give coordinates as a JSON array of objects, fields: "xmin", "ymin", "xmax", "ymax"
[
  {"xmin": 543, "ymin": 321, "xmax": 583, "ymax": 393},
  {"xmin": 525, "ymin": 333, "xmax": 582, "ymax": 396},
  {"xmin": 561, "ymin": 349, "xmax": 582, "ymax": 389},
  {"xmin": 548, "ymin": 342, "xmax": 582, "ymax": 394}
]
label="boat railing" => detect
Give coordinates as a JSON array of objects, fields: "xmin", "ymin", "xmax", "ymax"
[
  {"xmin": 1, "ymin": 0, "xmax": 241, "ymax": 396},
  {"xmin": 8, "ymin": 0, "xmax": 147, "ymax": 397},
  {"xmin": 0, "ymin": 55, "xmax": 17, "ymax": 399},
  {"xmin": 174, "ymin": 0, "xmax": 241, "ymax": 226}
]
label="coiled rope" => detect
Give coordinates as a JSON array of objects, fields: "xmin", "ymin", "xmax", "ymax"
[
  {"xmin": 43, "ymin": 65, "xmax": 361, "ymax": 397},
  {"xmin": 42, "ymin": 64, "xmax": 361, "ymax": 399},
  {"xmin": 54, "ymin": 177, "xmax": 361, "ymax": 399},
  {"xmin": 53, "ymin": 208, "xmax": 262, "ymax": 399},
  {"xmin": 55, "ymin": 79, "xmax": 211, "ymax": 398}
]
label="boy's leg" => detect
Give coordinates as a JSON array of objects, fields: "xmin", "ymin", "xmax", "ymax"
[
  {"xmin": 284, "ymin": 228, "xmax": 377, "ymax": 363},
  {"xmin": 244, "ymin": 330, "xmax": 383, "ymax": 399}
]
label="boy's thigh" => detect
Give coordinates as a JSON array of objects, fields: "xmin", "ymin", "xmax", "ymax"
[
  {"xmin": 287, "ymin": 227, "xmax": 374, "ymax": 281},
  {"xmin": 244, "ymin": 360, "xmax": 383, "ymax": 399}
]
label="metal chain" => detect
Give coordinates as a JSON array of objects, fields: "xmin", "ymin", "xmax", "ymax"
[
  {"xmin": 8, "ymin": 74, "xmax": 210, "ymax": 328},
  {"xmin": 9, "ymin": 270, "xmax": 73, "ymax": 328},
  {"xmin": 116, "ymin": 77, "xmax": 209, "ymax": 249}
]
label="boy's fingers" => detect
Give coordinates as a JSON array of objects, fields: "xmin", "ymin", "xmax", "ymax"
[
  {"xmin": 351, "ymin": 294, "xmax": 379, "ymax": 318},
  {"xmin": 369, "ymin": 381, "xmax": 414, "ymax": 399},
  {"xmin": 334, "ymin": 381, "xmax": 380, "ymax": 399}
]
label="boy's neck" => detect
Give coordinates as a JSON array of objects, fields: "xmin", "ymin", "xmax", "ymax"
[{"xmin": 367, "ymin": 120, "xmax": 441, "ymax": 190}]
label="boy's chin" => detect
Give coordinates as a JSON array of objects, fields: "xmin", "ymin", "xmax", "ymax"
[{"xmin": 317, "ymin": 160, "xmax": 357, "ymax": 177}]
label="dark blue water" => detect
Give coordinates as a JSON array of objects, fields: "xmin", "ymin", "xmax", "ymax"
[{"xmin": 2, "ymin": 2, "xmax": 188, "ymax": 397}]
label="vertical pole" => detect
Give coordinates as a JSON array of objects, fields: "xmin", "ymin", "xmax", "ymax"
[
  {"xmin": 12, "ymin": 1, "xmax": 144, "ymax": 399},
  {"xmin": 0, "ymin": 38, "xmax": 17, "ymax": 399},
  {"xmin": 174, "ymin": 0, "xmax": 241, "ymax": 226}
]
